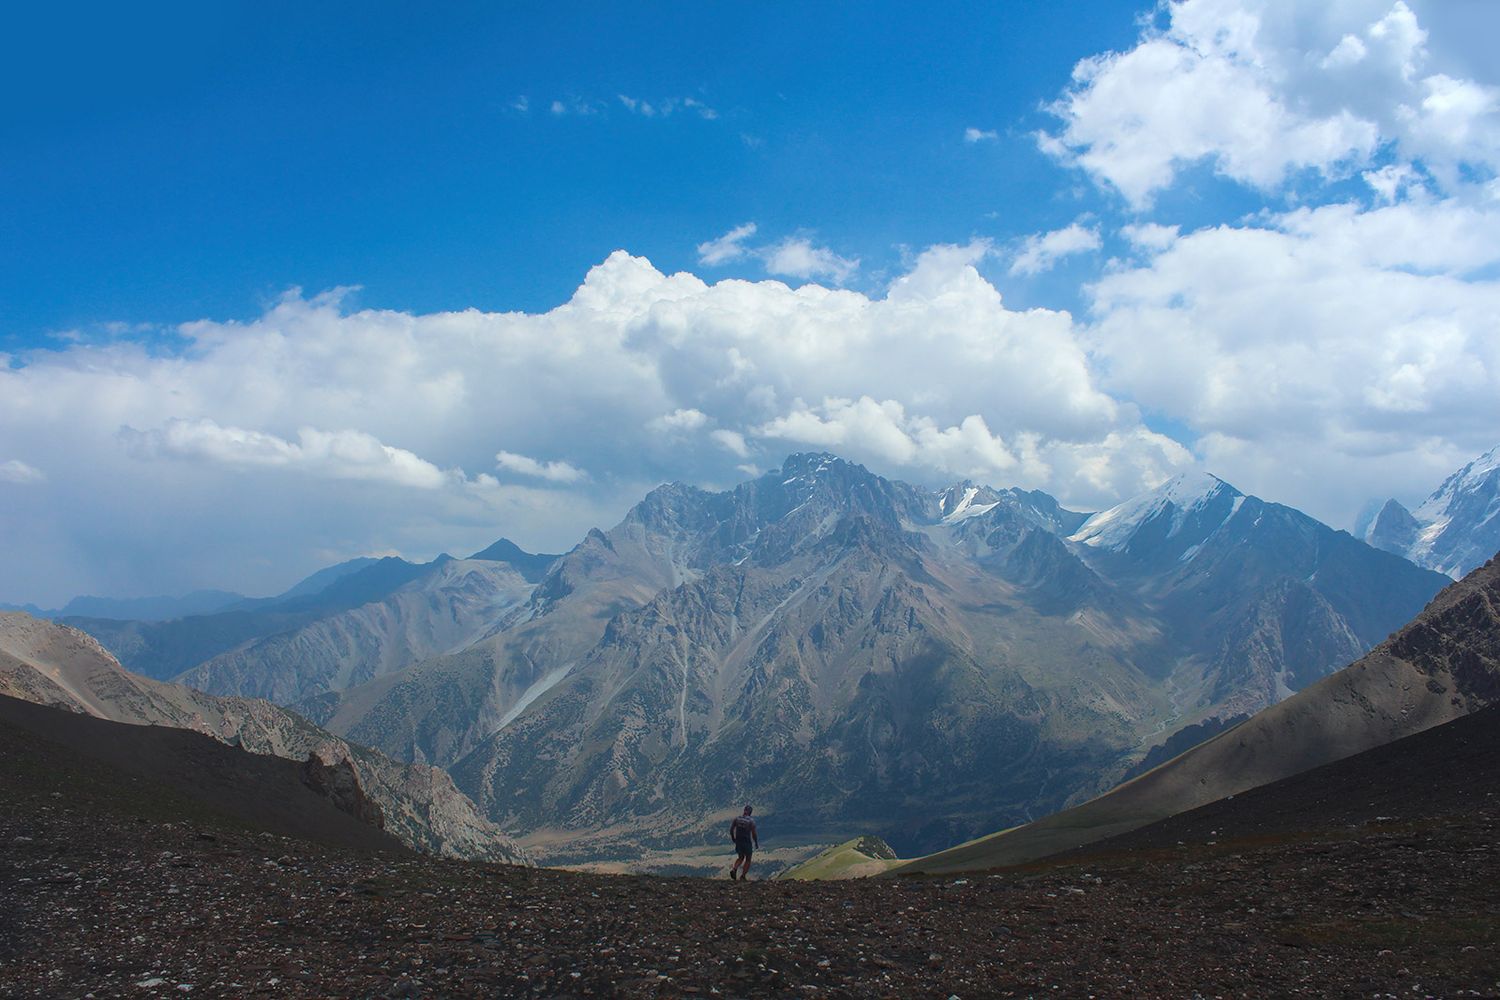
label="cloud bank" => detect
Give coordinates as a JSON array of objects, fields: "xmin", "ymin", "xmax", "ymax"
[{"xmin": 0, "ymin": 249, "xmax": 1187, "ymax": 602}]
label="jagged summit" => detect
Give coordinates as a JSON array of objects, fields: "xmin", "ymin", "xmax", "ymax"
[
  {"xmin": 467, "ymin": 538, "xmax": 558, "ymax": 584},
  {"xmin": 1362, "ymin": 443, "xmax": 1500, "ymax": 579},
  {"xmin": 1069, "ymin": 471, "xmax": 1242, "ymax": 552},
  {"xmin": 778, "ymin": 450, "xmax": 846, "ymax": 476}
]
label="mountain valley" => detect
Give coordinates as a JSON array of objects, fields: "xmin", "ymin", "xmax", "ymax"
[{"xmin": 42, "ymin": 452, "xmax": 1457, "ymax": 867}]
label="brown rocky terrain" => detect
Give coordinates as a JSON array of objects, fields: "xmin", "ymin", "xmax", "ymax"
[
  {"xmin": 4, "ymin": 686, "xmax": 1498, "ymax": 998},
  {"xmin": 0, "ymin": 694, "xmax": 406, "ymax": 855},
  {"xmin": 0, "ymin": 612, "xmax": 529, "ymax": 864}
]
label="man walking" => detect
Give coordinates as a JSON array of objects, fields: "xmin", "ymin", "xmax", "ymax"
[{"xmin": 728, "ymin": 805, "xmax": 758, "ymax": 881}]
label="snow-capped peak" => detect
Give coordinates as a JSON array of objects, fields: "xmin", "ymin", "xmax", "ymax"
[
  {"xmin": 1070, "ymin": 472, "xmax": 1241, "ymax": 551},
  {"xmin": 1400, "ymin": 443, "xmax": 1500, "ymax": 578},
  {"xmin": 938, "ymin": 484, "xmax": 1000, "ymax": 523},
  {"xmin": 1413, "ymin": 444, "xmax": 1500, "ymax": 523}
]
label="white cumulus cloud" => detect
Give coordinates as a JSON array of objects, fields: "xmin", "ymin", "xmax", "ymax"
[
  {"xmin": 0, "ymin": 247, "xmax": 1191, "ymax": 602},
  {"xmin": 647, "ymin": 408, "xmax": 710, "ymax": 433},
  {"xmin": 120, "ymin": 419, "xmax": 464, "ymax": 489},
  {"xmin": 1086, "ymin": 193, "xmax": 1500, "ymax": 524},
  {"xmin": 1041, "ymin": 0, "xmax": 1500, "ymax": 206},
  {"xmin": 709, "ymin": 429, "xmax": 751, "ymax": 458},
  {"xmin": 1010, "ymin": 223, "xmax": 1102, "ymax": 276},
  {"xmin": 762, "ymin": 237, "xmax": 859, "ymax": 284},
  {"xmin": 697, "ymin": 225, "xmax": 859, "ymax": 286}
]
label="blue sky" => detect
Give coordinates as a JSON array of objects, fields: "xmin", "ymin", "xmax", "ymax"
[
  {"xmin": 2, "ymin": 2, "xmax": 1143, "ymax": 339},
  {"xmin": 3, "ymin": 1, "xmax": 1499, "ymax": 603}
]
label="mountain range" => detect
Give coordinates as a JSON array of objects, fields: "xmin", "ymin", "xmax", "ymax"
[
  {"xmin": 441, "ymin": 459, "xmax": 1443, "ymax": 861},
  {"xmin": 33, "ymin": 451, "xmax": 1482, "ymax": 866},
  {"xmin": 0, "ymin": 589, "xmax": 246, "ymax": 622}
]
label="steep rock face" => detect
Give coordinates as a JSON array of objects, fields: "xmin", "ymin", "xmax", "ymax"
[
  {"xmin": 897, "ymin": 554, "xmax": 1500, "ymax": 874},
  {"xmin": 1203, "ymin": 580, "xmax": 1365, "ymax": 712},
  {"xmin": 317, "ymin": 512, "xmax": 712, "ymax": 767},
  {"xmin": 1362, "ymin": 444, "xmax": 1500, "ymax": 579},
  {"xmin": 316, "ymin": 455, "xmax": 930, "ymax": 769},
  {"xmin": 1364, "ymin": 498, "xmax": 1421, "ymax": 556},
  {"xmin": 0, "ymin": 613, "xmax": 528, "ymax": 864},
  {"xmin": 445, "ymin": 468, "xmax": 1205, "ymax": 857}
]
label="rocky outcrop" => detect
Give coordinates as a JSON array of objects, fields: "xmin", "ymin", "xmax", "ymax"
[{"xmin": 301, "ymin": 747, "xmax": 385, "ymax": 830}]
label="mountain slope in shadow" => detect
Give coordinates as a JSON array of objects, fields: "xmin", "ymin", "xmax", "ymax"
[
  {"xmin": 894, "ymin": 552, "xmax": 1500, "ymax": 875},
  {"xmin": 0, "ymin": 694, "xmax": 406, "ymax": 854}
]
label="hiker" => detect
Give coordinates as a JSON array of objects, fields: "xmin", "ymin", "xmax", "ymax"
[{"xmin": 728, "ymin": 805, "xmax": 758, "ymax": 881}]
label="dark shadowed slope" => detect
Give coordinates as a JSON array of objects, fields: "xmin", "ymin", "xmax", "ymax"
[
  {"xmin": 894, "ymin": 552, "xmax": 1500, "ymax": 875},
  {"xmin": 1058, "ymin": 703, "xmax": 1500, "ymax": 861},
  {"xmin": 5, "ymin": 702, "xmax": 1499, "ymax": 997},
  {"xmin": 0, "ymin": 694, "xmax": 405, "ymax": 854}
]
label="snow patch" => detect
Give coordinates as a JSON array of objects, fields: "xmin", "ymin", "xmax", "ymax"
[
  {"xmin": 941, "ymin": 486, "xmax": 999, "ymax": 524},
  {"xmin": 497, "ymin": 663, "xmax": 573, "ymax": 730}
]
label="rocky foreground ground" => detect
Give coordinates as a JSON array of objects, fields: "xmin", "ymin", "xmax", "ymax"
[{"xmin": 4, "ymin": 779, "xmax": 1499, "ymax": 999}]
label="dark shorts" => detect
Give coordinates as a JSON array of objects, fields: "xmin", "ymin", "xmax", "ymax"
[{"xmin": 734, "ymin": 840, "xmax": 754, "ymax": 859}]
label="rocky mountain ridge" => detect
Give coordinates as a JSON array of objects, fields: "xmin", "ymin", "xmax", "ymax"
[
  {"xmin": 298, "ymin": 454, "xmax": 1447, "ymax": 863},
  {"xmin": 37, "ymin": 453, "xmax": 1453, "ymax": 866},
  {"xmin": 0, "ymin": 612, "xmax": 528, "ymax": 864}
]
